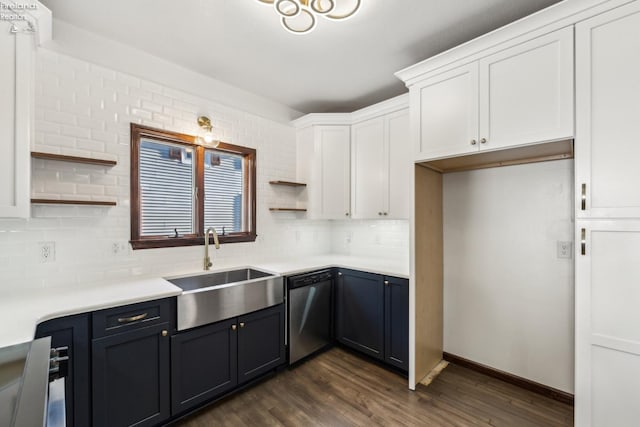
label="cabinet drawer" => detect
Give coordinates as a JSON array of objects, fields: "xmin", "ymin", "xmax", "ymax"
[{"xmin": 92, "ymin": 298, "xmax": 173, "ymax": 338}]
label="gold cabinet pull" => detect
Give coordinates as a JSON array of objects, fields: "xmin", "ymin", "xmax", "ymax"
[
  {"xmin": 384, "ymin": 280, "xmax": 389, "ymax": 286},
  {"xmin": 231, "ymin": 324, "xmax": 237, "ymax": 331},
  {"xmin": 161, "ymin": 330, "xmax": 168, "ymax": 337},
  {"xmin": 581, "ymin": 183, "xmax": 587, "ymax": 211},
  {"xmin": 581, "ymin": 228, "xmax": 586, "ymax": 256},
  {"xmin": 117, "ymin": 313, "xmax": 148, "ymax": 323},
  {"xmin": 240, "ymin": 322, "xmax": 245, "ymax": 328}
]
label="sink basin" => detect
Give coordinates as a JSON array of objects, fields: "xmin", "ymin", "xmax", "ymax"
[
  {"xmin": 169, "ymin": 268, "xmax": 273, "ymax": 292},
  {"xmin": 167, "ymin": 268, "xmax": 283, "ymax": 331}
]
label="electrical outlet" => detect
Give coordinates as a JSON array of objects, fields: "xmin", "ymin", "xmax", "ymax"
[
  {"xmin": 39, "ymin": 242, "xmax": 56, "ymax": 263},
  {"xmin": 112, "ymin": 242, "xmax": 128, "ymax": 255},
  {"xmin": 557, "ymin": 241, "xmax": 573, "ymax": 259}
]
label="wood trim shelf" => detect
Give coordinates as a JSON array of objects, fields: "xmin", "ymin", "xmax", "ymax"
[
  {"xmin": 31, "ymin": 152, "xmax": 117, "ymax": 167},
  {"xmin": 31, "ymin": 199, "xmax": 117, "ymax": 207},
  {"xmin": 268, "ymin": 180, "xmax": 307, "ymax": 187},
  {"xmin": 269, "ymin": 208, "xmax": 307, "ymax": 212}
]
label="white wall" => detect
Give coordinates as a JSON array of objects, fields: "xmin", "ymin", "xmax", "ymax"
[
  {"xmin": 0, "ymin": 48, "xmax": 330, "ymax": 291},
  {"xmin": 442, "ymin": 159, "xmax": 574, "ymax": 393}
]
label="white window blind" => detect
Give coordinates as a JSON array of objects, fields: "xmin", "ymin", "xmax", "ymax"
[
  {"xmin": 204, "ymin": 150, "xmax": 244, "ymax": 234},
  {"xmin": 139, "ymin": 139, "xmax": 195, "ymax": 237}
]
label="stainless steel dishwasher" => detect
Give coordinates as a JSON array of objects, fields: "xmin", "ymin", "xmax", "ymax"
[{"xmin": 287, "ymin": 269, "xmax": 333, "ymax": 365}]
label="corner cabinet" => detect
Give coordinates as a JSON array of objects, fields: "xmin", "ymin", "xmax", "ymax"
[
  {"xmin": 335, "ymin": 269, "xmax": 409, "ymax": 371},
  {"xmin": 297, "ymin": 125, "xmax": 351, "ymax": 219},
  {"xmin": 413, "ymin": 26, "xmax": 574, "ymax": 161},
  {"xmin": 0, "ymin": 20, "xmax": 34, "ymax": 218},
  {"xmin": 351, "ymin": 109, "xmax": 411, "ymax": 219},
  {"xmin": 575, "ymin": 3, "xmax": 640, "ymax": 426}
]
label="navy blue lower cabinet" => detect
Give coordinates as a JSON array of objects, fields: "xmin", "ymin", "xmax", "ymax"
[
  {"xmin": 170, "ymin": 319, "xmax": 238, "ymax": 415},
  {"xmin": 92, "ymin": 322, "xmax": 171, "ymax": 427},
  {"xmin": 335, "ymin": 269, "xmax": 385, "ymax": 360},
  {"xmin": 35, "ymin": 314, "xmax": 90, "ymax": 427},
  {"xmin": 237, "ymin": 304, "xmax": 286, "ymax": 384},
  {"xmin": 384, "ymin": 276, "xmax": 409, "ymax": 372}
]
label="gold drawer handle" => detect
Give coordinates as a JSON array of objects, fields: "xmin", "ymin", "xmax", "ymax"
[{"xmin": 117, "ymin": 313, "xmax": 148, "ymax": 323}]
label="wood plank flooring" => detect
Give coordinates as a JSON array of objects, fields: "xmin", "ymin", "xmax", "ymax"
[{"xmin": 174, "ymin": 347, "xmax": 573, "ymax": 426}]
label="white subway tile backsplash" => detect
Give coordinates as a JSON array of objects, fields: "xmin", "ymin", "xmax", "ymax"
[{"xmin": 2, "ymin": 49, "xmax": 409, "ymax": 291}]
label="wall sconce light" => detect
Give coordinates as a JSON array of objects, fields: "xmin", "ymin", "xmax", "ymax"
[{"xmin": 197, "ymin": 116, "xmax": 219, "ymax": 147}]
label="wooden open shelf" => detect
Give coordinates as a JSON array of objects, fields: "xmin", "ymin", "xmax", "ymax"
[
  {"xmin": 269, "ymin": 180, "xmax": 307, "ymax": 187},
  {"xmin": 269, "ymin": 208, "xmax": 307, "ymax": 212},
  {"xmin": 31, "ymin": 199, "xmax": 117, "ymax": 207},
  {"xmin": 31, "ymin": 151, "xmax": 117, "ymax": 167}
]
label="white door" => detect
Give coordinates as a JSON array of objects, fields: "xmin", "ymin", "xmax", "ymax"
[
  {"xmin": 414, "ymin": 63, "xmax": 479, "ymax": 161},
  {"xmin": 576, "ymin": 221, "xmax": 640, "ymax": 427},
  {"xmin": 479, "ymin": 26, "xmax": 574, "ymax": 152},
  {"xmin": 0, "ymin": 22, "xmax": 31, "ymax": 218},
  {"xmin": 351, "ymin": 117, "xmax": 385, "ymax": 219},
  {"xmin": 576, "ymin": 3, "xmax": 640, "ymax": 218},
  {"xmin": 316, "ymin": 126, "xmax": 350, "ymax": 220},
  {"xmin": 386, "ymin": 109, "xmax": 410, "ymax": 219}
]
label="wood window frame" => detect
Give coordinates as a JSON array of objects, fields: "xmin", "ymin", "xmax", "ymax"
[{"xmin": 130, "ymin": 124, "xmax": 257, "ymax": 250}]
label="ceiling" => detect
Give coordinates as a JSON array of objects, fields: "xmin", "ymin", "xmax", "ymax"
[{"xmin": 41, "ymin": 0, "xmax": 563, "ymax": 114}]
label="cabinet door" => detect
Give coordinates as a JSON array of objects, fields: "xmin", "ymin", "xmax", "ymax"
[
  {"xmin": 384, "ymin": 276, "xmax": 409, "ymax": 371},
  {"xmin": 171, "ymin": 319, "xmax": 238, "ymax": 415},
  {"xmin": 576, "ymin": 3, "xmax": 640, "ymax": 218},
  {"xmin": 576, "ymin": 221, "xmax": 640, "ymax": 427},
  {"xmin": 335, "ymin": 269, "xmax": 384, "ymax": 360},
  {"xmin": 316, "ymin": 126, "xmax": 351, "ymax": 219},
  {"xmin": 386, "ymin": 109, "xmax": 411, "ymax": 219},
  {"xmin": 414, "ymin": 62, "xmax": 479, "ymax": 161},
  {"xmin": 35, "ymin": 314, "xmax": 90, "ymax": 427},
  {"xmin": 0, "ymin": 22, "xmax": 31, "ymax": 218},
  {"xmin": 351, "ymin": 117, "xmax": 386, "ymax": 219},
  {"xmin": 92, "ymin": 323, "xmax": 170, "ymax": 427},
  {"xmin": 237, "ymin": 304, "xmax": 285, "ymax": 384},
  {"xmin": 478, "ymin": 26, "xmax": 574, "ymax": 151}
]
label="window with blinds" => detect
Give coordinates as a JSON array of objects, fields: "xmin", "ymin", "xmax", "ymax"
[{"xmin": 130, "ymin": 124, "xmax": 256, "ymax": 250}]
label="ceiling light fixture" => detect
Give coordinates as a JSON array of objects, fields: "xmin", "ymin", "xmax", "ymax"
[
  {"xmin": 256, "ymin": 0, "xmax": 362, "ymax": 35},
  {"xmin": 196, "ymin": 116, "xmax": 219, "ymax": 147}
]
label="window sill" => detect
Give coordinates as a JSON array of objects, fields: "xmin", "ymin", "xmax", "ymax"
[{"xmin": 130, "ymin": 234, "xmax": 257, "ymax": 250}]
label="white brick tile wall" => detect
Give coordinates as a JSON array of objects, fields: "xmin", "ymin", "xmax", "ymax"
[{"xmin": 0, "ymin": 48, "xmax": 409, "ymax": 291}]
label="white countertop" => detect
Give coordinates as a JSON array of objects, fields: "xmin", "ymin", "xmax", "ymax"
[{"xmin": 0, "ymin": 255, "xmax": 408, "ymax": 348}]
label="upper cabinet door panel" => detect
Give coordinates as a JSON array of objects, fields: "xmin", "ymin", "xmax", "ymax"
[
  {"xmin": 479, "ymin": 26, "xmax": 574, "ymax": 151},
  {"xmin": 576, "ymin": 3, "xmax": 640, "ymax": 218},
  {"xmin": 0, "ymin": 24, "xmax": 31, "ymax": 218},
  {"xmin": 386, "ymin": 109, "xmax": 411, "ymax": 219},
  {"xmin": 415, "ymin": 63, "xmax": 479, "ymax": 160},
  {"xmin": 351, "ymin": 117, "xmax": 385, "ymax": 219},
  {"xmin": 317, "ymin": 126, "xmax": 351, "ymax": 219}
]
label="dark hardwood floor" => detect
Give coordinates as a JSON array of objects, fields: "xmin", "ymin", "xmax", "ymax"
[{"xmin": 175, "ymin": 347, "xmax": 573, "ymax": 426}]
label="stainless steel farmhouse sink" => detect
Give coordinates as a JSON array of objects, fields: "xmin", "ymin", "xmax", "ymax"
[{"xmin": 167, "ymin": 268, "xmax": 284, "ymax": 331}]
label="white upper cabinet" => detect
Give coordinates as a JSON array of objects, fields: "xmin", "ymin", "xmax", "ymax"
[
  {"xmin": 412, "ymin": 26, "xmax": 574, "ymax": 162},
  {"xmin": 576, "ymin": 2, "xmax": 640, "ymax": 219},
  {"xmin": 0, "ymin": 21, "xmax": 33, "ymax": 218},
  {"xmin": 414, "ymin": 63, "xmax": 479, "ymax": 160},
  {"xmin": 297, "ymin": 125, "xmax": 351, "ymax": 220},
  {"xmin": 351, "ymin": 109, "xmax": 411, "ymax": 220},
  {"xmin": 479, "ymin": 26, "xmax": 574, "ymax": 151}
]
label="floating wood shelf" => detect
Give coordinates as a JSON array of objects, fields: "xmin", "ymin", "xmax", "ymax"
[
  {"xmin": 269, "ymin": 180, "xmax": 307, "ymax": 187},
  {"xmin": 269, "ymin": 208, "xmax": 307, "ymax": 212},
  {"xmin": 31, "ymin": 152, "xmax": 117, "ymax": 167},
  {"xmin": 31, "ymin": 199, "xmax": 117, "ymax": 207}
]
